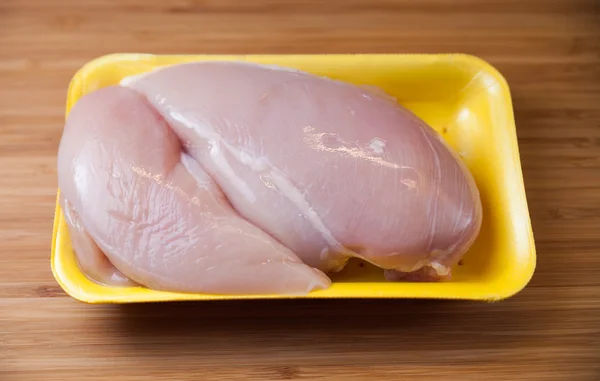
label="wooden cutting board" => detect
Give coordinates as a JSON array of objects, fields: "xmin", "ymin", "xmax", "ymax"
[{"xmin": 1, "ymin": 1, "xmax": 599, "ymax": 380}]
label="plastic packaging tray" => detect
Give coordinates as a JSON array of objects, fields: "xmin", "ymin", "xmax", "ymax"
[{"xmin": 51, "ymin": 53, "xmax": 536, "ymax": 303}]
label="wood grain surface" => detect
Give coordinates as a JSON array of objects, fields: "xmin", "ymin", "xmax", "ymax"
[{"xmin": 1, "ymin": 0, "xmax": 599, "ymax": 380}]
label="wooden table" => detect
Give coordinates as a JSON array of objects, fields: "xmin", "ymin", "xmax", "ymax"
[{"xmin": 1, "ymin": 1, "xmax": 599, "ymax": 380}]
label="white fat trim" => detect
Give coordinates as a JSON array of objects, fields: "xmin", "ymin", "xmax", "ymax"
[
  {"xmin": 263, "ymin": 166, "xmax": 344, "ymax": 250},
  {"xmin": 209, "ymin": 141, "xmax": 257, "ymax": 203},
  {"xmin": 368, "ymin": 138, "xmax": 386, "ymax": 154},
  {"xmin": 429, "ymin": 262, "xmax": 450, "ymax": 276}
]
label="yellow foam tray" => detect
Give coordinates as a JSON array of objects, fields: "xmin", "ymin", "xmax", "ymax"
[{"xmin": 51, "ymin": 53, "xmax": 536, "ymax": 303}]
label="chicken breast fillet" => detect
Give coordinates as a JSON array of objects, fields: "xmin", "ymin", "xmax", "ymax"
[
  {"xmin": 57, "ymin": 61, "xmax": 482, "ymax": 294},
  {"xmin": 57, "ymin": 85, "xmax": 330, "ymax": 294}
]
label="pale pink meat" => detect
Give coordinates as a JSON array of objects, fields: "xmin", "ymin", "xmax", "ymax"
[
  {"xmin": 125, "ymin": 61, "xmax": 482, "ymax": 277},
  {"xmin": 57, "ymin": 61, "xmax": 482, "ymax": 294},
  {"xmin": 57, "ymin": 86, "xmax": 330, "ymax": 294},
  {"xmin": 59, "ymin": 194, "xmax": 137, "ymax": 287}
]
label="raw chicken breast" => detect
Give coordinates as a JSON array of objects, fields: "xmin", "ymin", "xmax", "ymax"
[
  {"xmin": 59, "ymin": 194, "xmax": 137, "ymax": 287},
  {"xmin": 123, "ymin": 61, "xmax": 482, "ymax": 278},
  {"xmin": 58, "ymin": 61, "xmax": 483, "ymax": 294},
  {"xmin": 57, "ymin": 86, "xmax": 330, "ymax": 294}
]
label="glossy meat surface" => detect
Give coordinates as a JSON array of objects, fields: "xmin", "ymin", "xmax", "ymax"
[
  {"xmin": 125, "ymin": 61, "xmax": 482, "ymax": 276},
  {"xmin": 57, "ymin": 86, "xmax": 330, "ymax": 294},
  {"xmin": 57, "ymin": 61, "xmax": 482, "ymax": 294}
]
